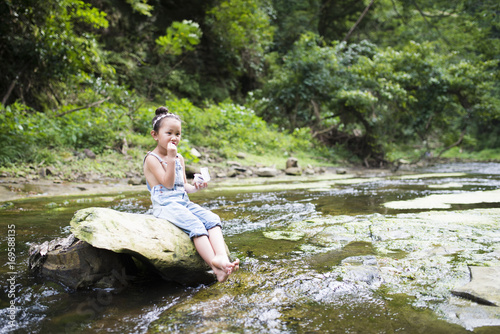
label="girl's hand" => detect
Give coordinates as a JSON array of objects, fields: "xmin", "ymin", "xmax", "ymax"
[
  {"xmin": 194, "ymin": 181, "xmax": 208, "ymax": 190},
  {"xmin": 184, "ymin": 181, "xmax": 206, "ymax": 194},
  {"xmin": 166, "ymin": 141, "xmax": 177, "ymax": 159}
]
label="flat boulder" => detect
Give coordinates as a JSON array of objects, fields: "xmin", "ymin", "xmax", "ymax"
[
  {"xmin": 452, "ymin": 266, "xmax": 500, "ymax": 306},
  {"xmin": 70, "ymin": 207, "xmax": 216, "ymax": 285}
]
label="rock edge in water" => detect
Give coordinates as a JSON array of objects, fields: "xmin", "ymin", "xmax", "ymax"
[
  {"xmin": 29, "ymin": 234, "xmax": 138, "ymax": 289},
  {"xmin": 451, "ymin": 266, "xmax": 500, "ymax": 306}
]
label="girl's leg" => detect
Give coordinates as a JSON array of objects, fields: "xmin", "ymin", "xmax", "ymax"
[
  {"xmin": 166, "ymin": 202, "xmax": 239, "ymax": 281},
  {"xmin": 193, "ymin": 235, "xmax": 232, "ymax": 282},
  {"xmin": 208, "ymin": 227, "xmax": 240, "ymax": 272}
]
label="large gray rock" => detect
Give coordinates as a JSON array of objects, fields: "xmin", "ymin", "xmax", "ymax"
[
  {"xmin": 70, "ymin": 207, "xmax": 215, "ymax": 285},
  {"xmin": 286, "ymin": 157, "xmax": 299, "ymax": 169},
  {"xmin": 255, "ymin": 167, "xmax": 278, "ymax": 177},
  {"xmin": 285, "ymin": 167, "xmax": 302, "ymax": 176}
]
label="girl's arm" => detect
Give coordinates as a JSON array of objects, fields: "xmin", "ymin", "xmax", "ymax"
[
  {"xmin": 144, "ymin": 154, "xmax": 176, "ymax": 189},
  {"xmin": 144, "ymin": 142, "xmax": 178, "ymax": 189},
  {"xmin": 179, "ymin": 154, "xmax": 207, "ymax": 194}
]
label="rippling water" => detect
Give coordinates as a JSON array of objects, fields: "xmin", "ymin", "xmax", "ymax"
[{"xmin": 1, "ymin": 162, "xmax": 500, "ymax": 333}]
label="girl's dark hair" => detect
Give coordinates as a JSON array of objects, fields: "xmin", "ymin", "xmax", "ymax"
[{"xmin": 152, "ymin": 106, "xmax": 181, "ymax": 132}]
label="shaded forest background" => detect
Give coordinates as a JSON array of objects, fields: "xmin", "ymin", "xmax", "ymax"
[{"xmin": 1, "ymin": 0, "xmax": 499, "ymax": 172}]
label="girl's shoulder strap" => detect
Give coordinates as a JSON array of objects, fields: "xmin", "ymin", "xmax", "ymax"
[
  {"xmin": 144, "ymin": 151, "xmax": 163, "ymax": 165},
  {"xmin": 144, "ymin": 151, "xmax": 181, "ymax": 165}
]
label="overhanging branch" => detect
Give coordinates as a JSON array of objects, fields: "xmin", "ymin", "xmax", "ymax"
[
  {"xmin": 55, "ymin": 97, "xmax": 111, "ymax": 117},
  {"xmin": 343, "ymin": 0, "xmax": 374, "ymax": 42}
]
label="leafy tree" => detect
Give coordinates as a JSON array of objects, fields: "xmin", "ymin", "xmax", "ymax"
[
  {"xmin": 256, "ymin": 33, "xmax": 341, "ymax": 129},
  {"xmin": 125, "ymin": 0, "xmax": 153, "ymax": 16},
  {"xmin": 1, "ymin": 0, "xmax": 499, "ymax": 167},
  {"xmin": 318, "ymin": 0, "xmax": 373, "ymax": 42},
  {"xmin": 269, "ymin": 0, "xmax": 372, "ymax": 53},
  {"xmin": 270, "ymin": 0, "xmax": 320, "ymax": 53},
  {"xmin": 206, "ymin": 0, "xmax": 275, "ymax": 96},
  {"xmin": 256, "ymin": 33, "xmax": 500, "ymax": 165},
  {"xmin": 361, "ymin": 0, "xmax": 500, "ymax": 62},
  {"xmin": 0, "ymin": 0, "xmax": 111, "ymax": 109}
]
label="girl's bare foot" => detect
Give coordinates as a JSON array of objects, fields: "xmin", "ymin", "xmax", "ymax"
[
  {"xmin": 211, "ymin": 255, "xmax": 239, "ymax": 282},
  {"xmin": 212, "ymin": 266, "xmax": 230, "ymax": 282},
  {"xmin": 232, "ymin": 258, "xmax": 240, "ymax": 272}
]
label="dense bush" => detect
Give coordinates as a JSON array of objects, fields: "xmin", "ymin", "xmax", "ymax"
[
  {"xmin": 0, "ymin": 95, "xmax": 323, "ymax": 167},
  {"xmin": 0, "ymin": 101, "xmax": 132, "ymax": 165},
  {"xmin": 158, "ymin": 98, "xmax": 315, "ymax": 157}
]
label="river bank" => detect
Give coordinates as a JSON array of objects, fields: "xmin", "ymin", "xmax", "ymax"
[
  {"xmin": 0, "ymin": 160, "xmax": 493, "ymax": 204},
  {"xmin": 0, "ymin": 163, "xmax": 391, "ymax": 203},
  {"xmin": 1, "ymin": 145, "xmax": 496, "ymax": 204}
]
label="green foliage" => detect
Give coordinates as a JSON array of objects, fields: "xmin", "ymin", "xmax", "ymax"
[
  {"xmin": 256, "ymin": 33, "xmax": 342, "ymax": 129},
  {"xmin": 125, "ymin": 0, "xmax": 153, "ymax": 16},
  {"xmin": 0, "ymin": 103, "xmax": 41, "ymax": 164},
  {"xmin": 156, "ymin": 20, "xmax": 203, "ymax": 56},
  {"xmin": 74, "ymin": 0, "xmax": 109, "ymax": 28},
  {"xmin": 207, "ymin": 0, "xmax": 274, "ymax": 53},
  {"xmin": 441, "ymin": 147, "xmax": 500, "ymax": 161},
  {"xmin": 1, "ymin": 0, "xmax": 500, "ymax": 169},
  {"xmin": 269, "ymin": 0, "xmax": 369, "ymax": 52},
  {"xmin": 0, "ymin": 0, "xmax": 113, "ymax": 108},
  {"xmin": 363, "ymin": 0, "xmax": 500, "ymax": 63},
  {"xmin": 159, "ymin": 98, "xmax": 314, "ymax": 158},
  {"xmin": 0, "ymin": 98, "xmax": 133, "ymax": 165},
  {"xmin": 54, "ymin": 105, "xmax": 128, "ymax": 152},
  {"xmin": 206, "ymin": 0, "xmax": 275, "ymax": 93},
  {"xmin": 257, "ymin": 33, "xmax": 500, "ymax": 165}
]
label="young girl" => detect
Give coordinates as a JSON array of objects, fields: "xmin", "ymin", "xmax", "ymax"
[{"xmin": 143, "ymin": 106, "xmax": 239, "ymax": 282}]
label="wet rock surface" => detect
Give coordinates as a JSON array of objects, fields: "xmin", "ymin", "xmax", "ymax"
[
  {"xmin": 5, "ymin": 162, "xmax": 500, "ymax": 333},
  {"xmin": 29, "ymin": 234, "xmax": 137, "ymax": 289}
]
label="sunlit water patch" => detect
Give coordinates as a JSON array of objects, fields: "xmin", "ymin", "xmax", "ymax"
[{"xmin": 418, "ymin": 162, "xmax": 500, "ymax": 175}]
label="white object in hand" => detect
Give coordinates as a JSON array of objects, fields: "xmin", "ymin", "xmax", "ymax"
[
  {"xmin": 200, "ymin": 167, "xmax": 211, "ymax": 182},
  {"xmin": 194, "ymin": 167, "xmax": 211, "ymax": 184}
]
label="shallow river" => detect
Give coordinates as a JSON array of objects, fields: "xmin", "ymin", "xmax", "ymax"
[{"xmin": 1, "ymin": 162, "xmax": 500, "ymax": 333}]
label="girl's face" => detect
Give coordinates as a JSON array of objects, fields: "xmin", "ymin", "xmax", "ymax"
[{"xmin": 152, "ymin": 118, "xmax": 182, "ymax": 149}]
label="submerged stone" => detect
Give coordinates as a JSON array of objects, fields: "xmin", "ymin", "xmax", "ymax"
[
  {"xmin": 341, "ymin": 265, "xmax": 382, "ymax": 287},
  {"xmin": 263, "ymin": 231, "xmax": 305, "ymax": 241}
]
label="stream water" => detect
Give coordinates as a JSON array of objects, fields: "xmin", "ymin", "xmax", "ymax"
[{"xmin": 1, "ymin": 162, "xmax": 500, "ymax": 333}]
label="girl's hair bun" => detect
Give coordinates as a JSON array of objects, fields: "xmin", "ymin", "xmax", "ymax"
[
  {"xmin": 152, "ymin": 106, "xmax": 181, "ymax": 131},
  {"xmin": 155, "ymin": 106, "xmax": 169, "ymax": 115}
]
